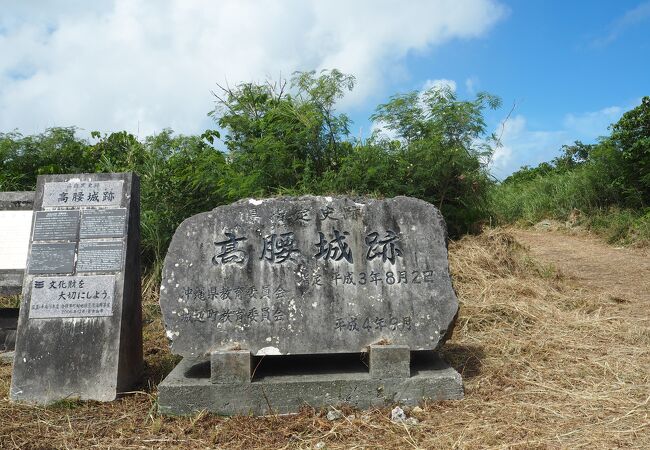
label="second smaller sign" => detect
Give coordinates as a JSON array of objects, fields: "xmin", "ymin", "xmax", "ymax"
[
  {"xmin": 80, "ymin": 209, "xmax": 127, "ymax": 239},
  {"xmin": 77, "ymin": 241, "xmax": 124, "ymax": 272},
  {"xmin": 32, "ymin": 210, "xmax": 79, "ymax": 241},
  {"xmin": 28, "ymin": 243, "xmax": 76, "ymax": 274}
]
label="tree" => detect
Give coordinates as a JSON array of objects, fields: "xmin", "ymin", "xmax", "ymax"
[
  {"xmin": 134, "ymin": 129, "xmax": 229, "ymax": 266},
  {"xmin": 369, "ymin": 86, "xmax": 501, "ymax": 233},
  {"xmin": 88, "ymin": 131, "xmax": 145, "ymax": 173},
  {"xmin": 609, "ymin": 96, "xmax": 650, "ymax": 205},
  {"xmin": 553, "ymin": 141, "xmax": 593, "ymax": 171},
  {"xmin": 209, "ymin": 70, "xmax": 355, "ymax": 196},
  {"xmin": 0, "ymin": 127, "xmax": 93, "ymax": 190}
]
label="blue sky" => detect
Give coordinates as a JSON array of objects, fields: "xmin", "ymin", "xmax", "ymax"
[
  {"xmin": 0, "ymin": 0, "xmax": 648, "ymax": 178},
  {"xmin": 358, "ymin": 1, "xmax": 650, "ymax": 178}
]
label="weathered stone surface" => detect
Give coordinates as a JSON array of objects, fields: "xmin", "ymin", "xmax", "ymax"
[
  {"xmin": 10, "ymin": 173, "xmax": 142, "ymax": 404},
  {"xmin": 0, "ymin": 191, "xmax": 34, "ymax": 211},
  {"xmin": 158, "ymin": 352, "xmax": 463, "ymax": 416},
  {"xmin": 160, "ymin": 196, "xmax": 458, "ymax": 357},
  {"xmin": 210, "ymin": 350, "xmax": 252, "ymax": 384},
  {"xmin": 0, "ymin": 270, "xmax": 25, "ymax": 296},
  {"xmin": 0, "ymin": 308, "xmax": 19, "ymax": 352},
  {"xmin": 369, "ymin": 344, "xmax": 410, "ymax": 379}
]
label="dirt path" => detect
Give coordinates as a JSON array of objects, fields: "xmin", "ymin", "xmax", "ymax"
[{"xmin": 511, "ymin": 229, "xmax": 650, "ymax": 305}]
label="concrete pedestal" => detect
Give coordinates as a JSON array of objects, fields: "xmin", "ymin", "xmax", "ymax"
[{"xmin": 158, "ymin": 349, "xmax": 463, "ymax": 416}]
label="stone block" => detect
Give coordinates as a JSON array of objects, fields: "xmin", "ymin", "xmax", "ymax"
[
  {"xmin": 0, "ymin": 308, "xmax": 19, "ymax": 352},
  {"xmin": 10, "ymin": 173, "xmax": 142, "ymax": 404},
  {"xmin": 210, "ymin": 350, "xmax": 252, "ymax": 384},
  {"xmin": 0, "ymin": 271, "xmax": 24, "ymax": 296},
  {"xmin": 157, "ymin": 195, "xmax": 463, "ymax": 416},
  {"xmin": 0, "ymin": 191, "xmax": 34, "ymax": 211},
  {"xmin": 159, "ymin": 352, "xmax": 463, "ymax": 416},
  {"xmin": 160, "ymin": 196, "xmax": 459, "ymax": 358},
  {"xmin": 369, "ymin": 344, "xmax": 410, "ymax": 379}
]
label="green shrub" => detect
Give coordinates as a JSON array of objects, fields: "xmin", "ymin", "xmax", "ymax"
[
  {"xmin": 584, "ymin": 208, "xmax": 650, "ymax": 245},
  {"xmin": 490, "ymin": 167, "xmax": 599, "ymax": 224},
  {"xmin": 1, "ymin": 70, "xmax": 502, "ymax": 272}
]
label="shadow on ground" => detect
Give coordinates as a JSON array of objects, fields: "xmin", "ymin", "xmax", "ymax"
[{"xmin": 440, "ymin": 343, "xmax": 484, "ymax": 379}]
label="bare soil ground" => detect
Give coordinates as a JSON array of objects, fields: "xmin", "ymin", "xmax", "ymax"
[
  {"xmin": 0, "ymin": 229, "xmax": 648, "ymax": 449},
  {"xmin": 511, "ymin": 229, "xmax": 650, "ymax": 308}
]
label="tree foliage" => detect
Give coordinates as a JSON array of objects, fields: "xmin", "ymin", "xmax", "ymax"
[
  {"xmin": 500, "ymin": 97, "xmax": 650, "ymax": 211},
  {"xmin": 1, "ymin": 69, "xmax": 503, "ymax": 269},
  {"xmin": 610, "ymin": 96, "xmax": 650, "ymax": 204},
  {"xmin": 210, "ymin": 70, "xmax": 355, "ymax": 196},
  {"xmin": 367, "ymin": 86, "xmax": 501, "ymax": 233}
]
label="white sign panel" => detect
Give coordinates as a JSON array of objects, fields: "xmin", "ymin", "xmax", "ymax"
[
  {"xmin": 0, "ymin": 210, "xmax": 33, "ymax": 269},
  {"xmin": 29, "ymin": 275, "xmax": 115, "ymax": 318},
  {"xmin": 42, "ymin": 180, "xmax": 123, "ymax": 208}
]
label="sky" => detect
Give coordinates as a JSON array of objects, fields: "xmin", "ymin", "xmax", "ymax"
[{"xmin": 0, "ymin": 0, "xmax": 648, "ymax": 179}]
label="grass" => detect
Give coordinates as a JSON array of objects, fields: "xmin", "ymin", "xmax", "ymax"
[
  {"xmin": 490, "ymin": 169, "xmax": 650, "ymax": 248},
  {"xmin": 489, "ymin": 170, "xmax": 599, "ymax": 225},
  {"xmin": 0, "ymin": 229, "xmax": 648, "ymax": 448},
  {"xmin": 47, "ymin": 398, "xmax": 86, "ymax": 410},
  {"xmin": 584, "ymin": 208, "xmax": 650, "ymax": 247},
  {"xmin": 0, "ymin": 295, "xmax": 20, "ymax": 308}
]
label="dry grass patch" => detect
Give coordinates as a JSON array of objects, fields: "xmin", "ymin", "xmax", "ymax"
[{"xmin": 1, "ymin": 229, "xmax": 648, "ymax": 449}]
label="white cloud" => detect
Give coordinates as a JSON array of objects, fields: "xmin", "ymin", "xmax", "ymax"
[
  {"xmin": 369, "ymin": 119, "xmax": 401, "ymax": 142},
  {"xmin": 0, "ymin": 0, "xmax": 506, "ymax": 137},
  {"xmin": 563, "ymin": 106, "xmax": 622, "ymax": 138},
  {"xmin": 490, "ymin": 114, "xmax": 568, "ymax": 178},
  {"xmin": 371, "ymin": 77, "xmax": 459, "ymax": 141},
  {"xmin": 465, "ymin": 76, "xmax": 479, "ymax": 95},
  {"xmin": 422, "ymin": 78, "xmax": 457, "ymax": 92},
  {"xmin": 593, "ymin": 1, "xmax": 650, "ymax": 46},
  {"xmin": 491, "ymin": 103, "xmax": 631, "ymax": 180}
]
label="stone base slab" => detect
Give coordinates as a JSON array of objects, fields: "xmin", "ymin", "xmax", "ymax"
[
  {"xmin": 0, "ymin": 272, "xmax": 23, "ymax": 296},
  {"xmin": 158, "ymin": 352, "xmax": 463, "ymax": 416}
]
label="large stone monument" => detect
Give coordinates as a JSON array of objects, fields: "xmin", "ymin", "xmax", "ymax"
[
  {"xmin": 158, "ymin": 196, "xmax": 462, "ymax": 415},
  {"xmin": 10, "ymin": 173, "xmax": 142, "ymax": 404}
]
